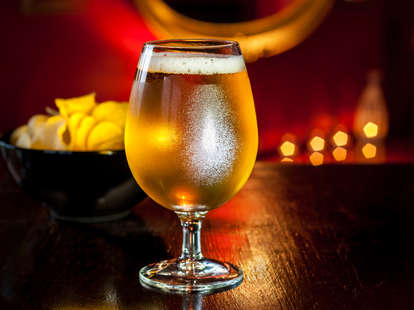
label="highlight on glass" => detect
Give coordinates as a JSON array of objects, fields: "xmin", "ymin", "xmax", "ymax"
[{"xmin": 125, "ymin": 39, "xmax": 258, "ymax": 292}]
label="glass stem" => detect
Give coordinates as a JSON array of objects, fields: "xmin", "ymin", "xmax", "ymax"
[{"xmin": 176, "ymin": 211, "xmax": 207, "ymax": 262}]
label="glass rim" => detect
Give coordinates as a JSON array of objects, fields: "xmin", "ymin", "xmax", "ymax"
[{"xmin": 144, "ymin": 39, "xmax": 239, "ymax": 50}]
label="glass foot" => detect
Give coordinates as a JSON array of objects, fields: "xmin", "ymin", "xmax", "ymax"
[{"xmin": 139, "ymin": 258, "xmax": 243, "ymax": 293}]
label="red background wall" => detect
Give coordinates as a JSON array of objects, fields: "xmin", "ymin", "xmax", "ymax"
[{"xmin": 1, "ymin": 0, "xmax": 411, "ymax": 157}]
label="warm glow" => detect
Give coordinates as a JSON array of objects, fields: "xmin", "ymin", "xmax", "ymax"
[
  {"xmin": 153, "ymin": 126, "xmax": 176, "ymax": 147},
  {"xmin": 280, "ymin": 141, "xmax": 295, "ymax": 156},
  {"xmin": 175, "ymin": 190, "xmax": 194, "ymax": 205},
  {"xmin": 363, "ymin": 122, "xmax": 378, "ymax": 138},
  {"xmin": 333, "ymin": 131, "xmax": 348, "ymax": 146},
  {"xmin": 362, "ymin": 143, "xmax": 377, "ymax": 159},
  {"xmin": 309, "ymin": 152, "xmax": 324, "ymax": 166},
  {"xmin": 332, "ymin": 147, "xmax": 347, "ymax": 161},
  {"xmin": 281, "ymin": 157, "xmax": 294, "ymax": 163},
  {"xmin": 309, "ymin": 136, "xmax": 325, "ymax": 151}
]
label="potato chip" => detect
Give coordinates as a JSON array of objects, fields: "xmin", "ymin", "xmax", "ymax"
[
  {"xmin": 87, "ymin": 121, "xmax": 123, "ymax": 150},
  {"xmin": 92, "ymin": 101, "xmax": 128, "ymax": 130},
  {"xmin": 31, "ymin": 115, "xmax": 68, "ymax": 150},
  {"xmin": 75, "ymin": 116, "xmax": 96, "ymax": 150},
  {"xmin": 15, "ymin": 130, "xmax": 32, "ymax": 149},
  {"xmin": 12, "ymin": 93, "xmax": 128, "ymax": 151},
  {"xmin": 27, "ymin": 114, "xmax": 48, "ymax": 136},
  {"xmin": 45, "ymin": 107, "xmax": 59, "ymax": 116},
  {"xmin": 55, "ymin": 93, "xmax": 96, "ymax": 118},
  {"xmin": 11, "ymin": 125, "xmax": 29, "ymax": 145},
  {"xmin": 95, "ymin": 140, "xmax": 124, "ymax": 151},
  {"xmin": 66, "ymin": 112, "xmax": 86, "ymax": 149}
]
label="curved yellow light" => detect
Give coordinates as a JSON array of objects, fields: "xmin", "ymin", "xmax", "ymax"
[
  {"xmin": 135, "ymin": 0, "xmax": 334, "ymax": 62},
  {"xmin": 281, "ymin": 157, "xmax": 294, "ymax": 163}
]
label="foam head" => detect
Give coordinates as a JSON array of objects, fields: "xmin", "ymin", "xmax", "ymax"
[{"xmin": 139, "ymin": 52, "xmax": 245, "ymax": 75}]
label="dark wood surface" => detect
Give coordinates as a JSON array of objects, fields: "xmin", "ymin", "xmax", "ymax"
[{"xmin": 0, "ymin": 161, "xmax": 413, "ymax": 309}]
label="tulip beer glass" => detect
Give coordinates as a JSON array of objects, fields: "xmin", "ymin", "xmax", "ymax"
[{"xmin": 125, "ymin": 39, "xmax": 258, "ymax": 292}]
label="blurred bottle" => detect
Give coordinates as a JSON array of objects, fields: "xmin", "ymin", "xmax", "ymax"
[{"xmin": 353, "ymin": 70, "xmax": 389, "ymax": 141}]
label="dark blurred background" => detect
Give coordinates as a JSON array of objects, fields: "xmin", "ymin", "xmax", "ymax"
[{"xmin": 1, "ymin": 0, "xmax": 413, "ymax": 162}]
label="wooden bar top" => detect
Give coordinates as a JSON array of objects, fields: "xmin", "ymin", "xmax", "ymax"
[{"xmin": 0, "ymin": 161, "xmax": 413, "ymax": 309}]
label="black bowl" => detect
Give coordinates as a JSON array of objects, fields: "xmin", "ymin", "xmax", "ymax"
[{"xmin": 0, "ymin": 131, "xmax": 146, "ymax": 223}]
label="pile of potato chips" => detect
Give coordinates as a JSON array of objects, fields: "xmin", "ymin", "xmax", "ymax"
[{"xmin": 11, "ymin": 93, "xmax": 128, "ymax": 151}]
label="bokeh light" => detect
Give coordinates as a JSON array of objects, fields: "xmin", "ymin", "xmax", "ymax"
[
  {"xmin": 332, "ymin": 130, "xmax": 348, "ymax": 146},
  {"xmin": 362, "ymin": 143, "xmax": 377, "ymax": 158},
  {"xmin": 280, "ymin": 141, "xmax": 296, "ymax": 156},
  {"xmin": 309, "ymin": 136, "xmax": 325, "ymax": 152},
  {"xmin": 280, "ymin": 157, "xmax": 294, "ymax": 163},
  {"xmin": 363, "ymin": 122, "xmax": 378, "ymax": 138},
  {"xmin": 332, "ymin": 147, "xmax": 347, "ymax": 161},
  {"xmin": 309, "ymin": 152, "xmax": 324, "ymax": 166}
]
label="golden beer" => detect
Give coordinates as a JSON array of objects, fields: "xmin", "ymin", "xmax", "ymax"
[{"xmin": 125, "ymin": 52, "xmax": 258, "ymax": 212}]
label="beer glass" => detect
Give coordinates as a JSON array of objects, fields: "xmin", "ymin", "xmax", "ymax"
[{"xmin": 125, "ymin": 39, "xmax": 258, "ymax": 292}]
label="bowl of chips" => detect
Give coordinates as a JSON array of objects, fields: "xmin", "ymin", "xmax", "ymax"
[{"xmin": 0, "ymin": 93, "xmax": 146, "ymax": 223}]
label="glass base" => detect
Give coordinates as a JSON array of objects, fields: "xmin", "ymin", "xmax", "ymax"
[{"xmin": 139, "ymin": 258, "xmax": 243, "ymax": 293}]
